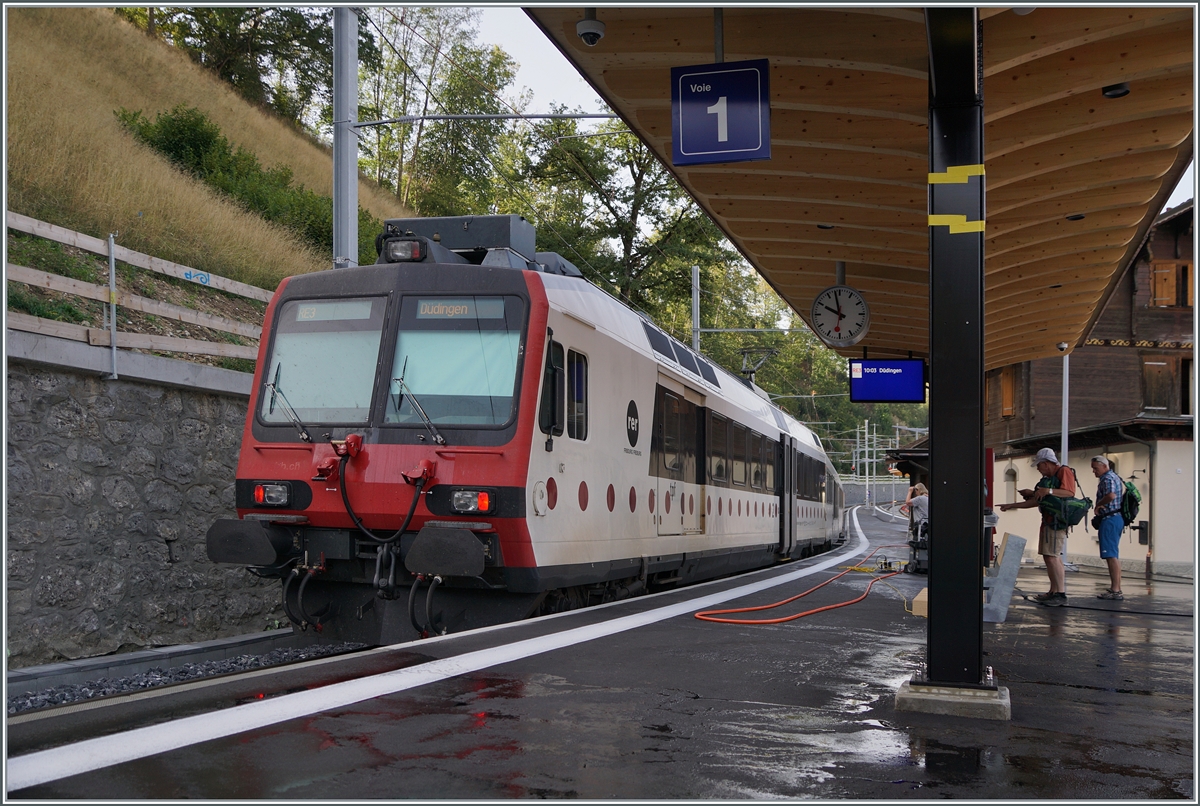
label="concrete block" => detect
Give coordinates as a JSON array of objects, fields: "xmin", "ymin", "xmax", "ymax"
[
  {"xmin": 895, "ymin": 679, "xmax": 1011, "ymax": 720},
  {"xmin": 912, "ymin": 587, "xmax": 928, "ymax": 618}
]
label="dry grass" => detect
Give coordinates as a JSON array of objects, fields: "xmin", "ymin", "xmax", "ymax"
[{"xmin": 6, "ymin": 7, "xmax": 410, "ymax": 289}]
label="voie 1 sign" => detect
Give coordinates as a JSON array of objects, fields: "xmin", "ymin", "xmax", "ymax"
[
  {"xmin": 671, "ymin": 59, "xmax": 771, "ymax": 166},
  {"xmin": 849, "ymin": 359, "xmax": 926, "ymax": 403}
]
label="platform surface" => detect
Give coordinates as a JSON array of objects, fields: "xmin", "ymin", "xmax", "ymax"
[{"xmin": 8, "ymin": 510, "xmax": 1193, "ymax": 799}]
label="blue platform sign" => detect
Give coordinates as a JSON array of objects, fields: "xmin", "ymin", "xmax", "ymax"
[
  {"xmin": 849, "ymin": 359, "xmax": 927, "ymax": 404},
  {"xmin": 671, "ymin": 59, "xmax": 771, "ymax": 166}
]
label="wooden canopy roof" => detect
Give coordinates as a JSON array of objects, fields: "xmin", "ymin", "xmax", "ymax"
[{"xmin": 526, "ymin": 6, "xmax": 1193, "ymax": 370}]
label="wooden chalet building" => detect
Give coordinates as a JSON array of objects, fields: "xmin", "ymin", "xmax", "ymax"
[{"xmin": 988, "ymin": 201, "xmax": 1195, "ymax": 578}]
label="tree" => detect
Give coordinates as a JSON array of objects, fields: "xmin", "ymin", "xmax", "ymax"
[{"xmin": 117, "ymin": 8, "xmax": 380, "ymax": 126}]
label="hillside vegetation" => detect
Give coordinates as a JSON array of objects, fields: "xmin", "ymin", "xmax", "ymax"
[{"xmin": 6, "ymin": 7, "xmax": 410, "ymax": 288}]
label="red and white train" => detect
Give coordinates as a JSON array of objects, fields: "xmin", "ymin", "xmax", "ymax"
[{"xmin": 207, "ymin": 215, "xmax": 845, "ymax": 644}]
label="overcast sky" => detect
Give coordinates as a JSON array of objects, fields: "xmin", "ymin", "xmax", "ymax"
[{"xmin": 474, "ymin": 6, "xmax": 1194, "ymax": 211}]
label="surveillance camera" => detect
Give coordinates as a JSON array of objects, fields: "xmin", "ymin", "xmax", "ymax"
[
  {"xmin": 576, "ymin": 18, "xmax": 605, "ymax": 46},
  {"xmin": 1056, "ymin": 342, "xmax": 1069, "ymax": 352}
]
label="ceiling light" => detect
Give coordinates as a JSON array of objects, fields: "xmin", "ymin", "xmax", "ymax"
[
  {"xmin": 1013, "ymin": 7, "xmax": 1036, "ymax": 15},
  {"xmin": 1065, "ymin": 214, "xmax": 1086, "ymax": 221},
  {"xmin": 817, "ymin": 224, "xmax": 834, "ymax": 230},
  {"xmin": 1102, "ymin": 82, "xmax": 1130, "ymax": 98}
]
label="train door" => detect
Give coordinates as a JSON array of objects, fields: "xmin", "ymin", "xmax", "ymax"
[
  {"xmin": 780, "ymin": 436, "xmax": 795, "ymax": 556},
  {"xmin": 653, "ymin": 379, "xmax": 700, "ymax": 536},
  {"xmin": 655, "ymin": 385, "xmax": 685, "ymax": 536}
]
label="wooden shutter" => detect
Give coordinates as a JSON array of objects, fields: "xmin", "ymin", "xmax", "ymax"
[{"xmin": 1151, "ymin": 261, "xmax": 1179, "ymax": 307}]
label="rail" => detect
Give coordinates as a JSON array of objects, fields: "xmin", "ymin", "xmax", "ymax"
[{"xmin": 6, "ymin": 212, "xmax": 268, "ymax": 373}]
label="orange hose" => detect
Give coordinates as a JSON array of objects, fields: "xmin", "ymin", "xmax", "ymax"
[{"xmin": 694, "ymin": 544, "xmax": 909, "ymax": 625}]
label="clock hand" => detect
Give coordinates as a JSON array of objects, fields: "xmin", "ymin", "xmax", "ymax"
[{"xmin": 823, "ymin": 304, "xmax": 845, "ymax": 318}]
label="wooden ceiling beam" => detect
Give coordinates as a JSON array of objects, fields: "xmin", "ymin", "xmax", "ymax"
[
  {"xmin": 986, "ymin": 205, "xmax": 1149, "ymax": 241},
  {"xmin": 986, "ymin": 231, "xmax": 1138, "ymax": 271},
  {"xmin": 986, "ymin": 114, "xmax": 1192, "ymax": 189},
  {"xmin": 987, "ymin": 180, "xmax": 1162, "ymax": 222},
  {"xmin": 636, "ymin": 108, "xmax": 928, "ymax": 157},
  {"xmin": 601, "ymin": 66, "xmax": 928, "ymax": 121},
  {"xmin": 983, "ymin": 25, "xmax": 1193, "ymax": 122},
  {"xmin": 685, "ymin": 174, "xmax": 926, "ymax": 210},
  {"xmin": 549, "ymin": 9, "xmax": 930, "ymax": 76},
  {"xmin": 731, "ymin": 223, "xmax": 927, "ymax": 251},
  {"xmin": 759, "ymin": 257, "xmax": 927, "ymax": 282},
  {"xmin": 985, "ymin": 73, "xmax": 1193, "ymax": 158},
  {"xmin": 982, "ymin": 7, "xmax": 1194, "ymax": 76},
  {"xmin": 678, "ymin": 145, "xmax": 926, "ymax": 185},
  {"xmin": 988, "ymin": 152, "xmax": 1176, "ymax": 212}
]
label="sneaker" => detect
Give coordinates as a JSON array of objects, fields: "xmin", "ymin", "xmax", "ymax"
[
  {"xmin": 1042, "ymin": 592, "xmax": 1068, "ymax": 607},
  {"xmin": 1097, "ymin": 590, "xmax": 1124, "ymax": 601}
]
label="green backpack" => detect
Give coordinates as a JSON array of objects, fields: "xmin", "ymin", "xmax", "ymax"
[
  {"xmin": 1037, "ymin": 466, "xmax": 1093, "ymax": 530},
  {"xmin": 1120, "ymin": 480, "xmax": 1142, "ymax": 526}
]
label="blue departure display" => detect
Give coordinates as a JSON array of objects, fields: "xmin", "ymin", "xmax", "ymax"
[{"xmin": 848, "ymin": 360, "xmax": 926, "ymax": 403}]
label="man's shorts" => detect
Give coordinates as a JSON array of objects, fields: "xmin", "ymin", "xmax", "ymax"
[
  {"xmin": 1039, "ymin": 523, "xmax": 1067, "ymax": 557},
  {"xmin": 1098, "ymin": 513, "xmax": 1123, "ymax": 559}
]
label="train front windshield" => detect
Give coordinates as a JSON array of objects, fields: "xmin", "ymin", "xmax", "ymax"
[
  {"xmin": 386, "ymin": 295, "xmax": 525, "ymax": 427},
  {"xmin": 260, "ymin": 297, "xmax": 386, "ymax": 424}
]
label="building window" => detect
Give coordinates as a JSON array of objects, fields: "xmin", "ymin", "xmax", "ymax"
[
  {"xmin": 567, "ymin": 349, "xmax": 588, "ymax": 440},
  {"xmin": 1151, "ymin": 261, "xmax": 1193, "ymax": 308},
  {"xmin": 1001, "ymin": 365, "xmax": 1016, "ymax": 418}
]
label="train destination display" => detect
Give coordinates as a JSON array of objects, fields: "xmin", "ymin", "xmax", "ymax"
[{"xmin": 849, "ymin": 359, "xmax": 926, "ymax": 403}]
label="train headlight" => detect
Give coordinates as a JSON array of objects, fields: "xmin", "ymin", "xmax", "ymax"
[
  {"xmin": 384, "ymin": 238, "xmax": 426, "ymax": 262},
  {"xmin": 451, "ymin": 489, "xmax": 493, "ymax": 514},
  {"xmin": 253, "ymin": 482, "xmax": 291, "ymax": 507}
]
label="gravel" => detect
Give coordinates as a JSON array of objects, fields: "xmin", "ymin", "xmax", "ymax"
[{"xmin": 7, "ymin": 641, "xmax": 367, "ymax": 716}]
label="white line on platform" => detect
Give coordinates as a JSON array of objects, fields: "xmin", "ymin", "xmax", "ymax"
[{"xmin": 7, "ymin": 512, "xmax": 871, "ymax": 792}]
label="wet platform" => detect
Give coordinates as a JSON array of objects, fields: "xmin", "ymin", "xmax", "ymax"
[{"xmin": 8, "ymin": 509, "xmax": 1193, "ymax": 799}]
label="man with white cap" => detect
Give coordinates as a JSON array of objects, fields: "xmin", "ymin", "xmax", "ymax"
[
  {"xmin": 999, "ymin": 447, "xmax": 1077, "ymax": 605},
  {"xmin": 1090, "ymin": 455, "xmax": 1124, "ymax": 600}
]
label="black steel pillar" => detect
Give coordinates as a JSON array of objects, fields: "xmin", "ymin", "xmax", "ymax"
[{"xmin": 925, "ymin": 7, "xmax": 985, "ymax": 685}]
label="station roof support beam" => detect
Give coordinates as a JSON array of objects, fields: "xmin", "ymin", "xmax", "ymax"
[{"xmin": 925, "ymin": 7, "xmax": 985, "ymax": 688}]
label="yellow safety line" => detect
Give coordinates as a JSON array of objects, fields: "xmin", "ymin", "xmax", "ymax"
[
  {"xmin": 928, "ymin": 163, "xmax": 985, "ymax": 184},
  {"xmin": 928, "ymin": 214, "xmax": 985, "ymax": 234}
]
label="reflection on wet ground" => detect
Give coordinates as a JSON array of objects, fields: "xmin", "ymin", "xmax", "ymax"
[{"xmin": 20, "ymin": 521, "xmax": 1193, "ymax": 800}]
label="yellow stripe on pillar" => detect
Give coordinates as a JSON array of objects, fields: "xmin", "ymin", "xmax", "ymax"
[
  {"xmin": 928, "ymin": 215, "xmax": 985, "ymax": 234},
  {"xmin": 928, "ymin": 164, "xmax": 985, "ymax": 184}
]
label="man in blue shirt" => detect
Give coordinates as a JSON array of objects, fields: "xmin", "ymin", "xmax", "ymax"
[{"xmin": 1091, "ymin": 455, "xmax": 1124, "ymax": 600}]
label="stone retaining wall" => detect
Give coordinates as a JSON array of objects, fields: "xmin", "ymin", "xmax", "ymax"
[{"xmin": 6, "ymin": 346, "xmax": 283, "ymax": 668}]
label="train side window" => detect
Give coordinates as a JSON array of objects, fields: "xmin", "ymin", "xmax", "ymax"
[
  {"xmin": 732, "ymin": 423, "xmax": 747, "ymax": 486},
  {"xmin": 710, "ymin": 412, "xmax": 729, "ymax": 483},
  {"xmin": 764, "ymin": 438, "xmax": 777, "ymax": 492},
  {"xmin": 749, "ymin": 432, "xmax": 763, "ymax": 489},
  {"xmin": 567, "ymin": 349, "xmax": 588, "ymax": 440},
  {"xmin": 539, "ymin": 339, "xmax": 564, "ymax": 436},
  {"xmin": 818, "ymin": 462, "xmax": 826, "ymax": 502}
]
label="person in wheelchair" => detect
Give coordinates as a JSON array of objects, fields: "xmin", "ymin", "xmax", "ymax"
[{"xmin": 903, "ymin": 483, "xmax": 930, "ymax": 539}]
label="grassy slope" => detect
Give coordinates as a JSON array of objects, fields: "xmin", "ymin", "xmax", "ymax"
[{"xmin": 6, "ymin": 7, "xmax": 410, "ymax": 289}]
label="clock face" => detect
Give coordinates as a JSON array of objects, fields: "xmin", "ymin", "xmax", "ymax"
[{"xmin": 810, "ymin": 285, "xmax": 870, "ymax": 347}]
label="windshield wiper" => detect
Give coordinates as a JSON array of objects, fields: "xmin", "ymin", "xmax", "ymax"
[
  {"xmin": 391, "ymin": 360, "xmax": 446, "ymax": 446},
  {"xmin": 265, "ymin": 363, "xmax": 314, "ymax": 443}
]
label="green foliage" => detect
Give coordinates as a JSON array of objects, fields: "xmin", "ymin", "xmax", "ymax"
[
  {"xmin": 115, "ymin": 7, "xmax": 380, "ymax": 127},
  {"xmin": 5, "ymin": 232, "xmax": 101, "ymax": 282},
  {"xmin": 7, "ymin": 281, "xmax": 89, "ymax": 323},
  {"xmin": 117, "ymin": 105, "xmax": 380, "ymax": 265},
  {"xmin": 217, "ymin": 357, "xmax": 256, "ymax": 373}
]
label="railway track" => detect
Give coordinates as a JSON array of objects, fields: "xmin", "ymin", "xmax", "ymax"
[{"xmin": 6, "ymin": 628, "xmax": 365, "ymax": 716}]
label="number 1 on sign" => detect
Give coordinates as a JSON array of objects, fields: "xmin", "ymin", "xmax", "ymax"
[{"xmin": 706, "ymin": 96, "xmax": 728, "ymax": 142}]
